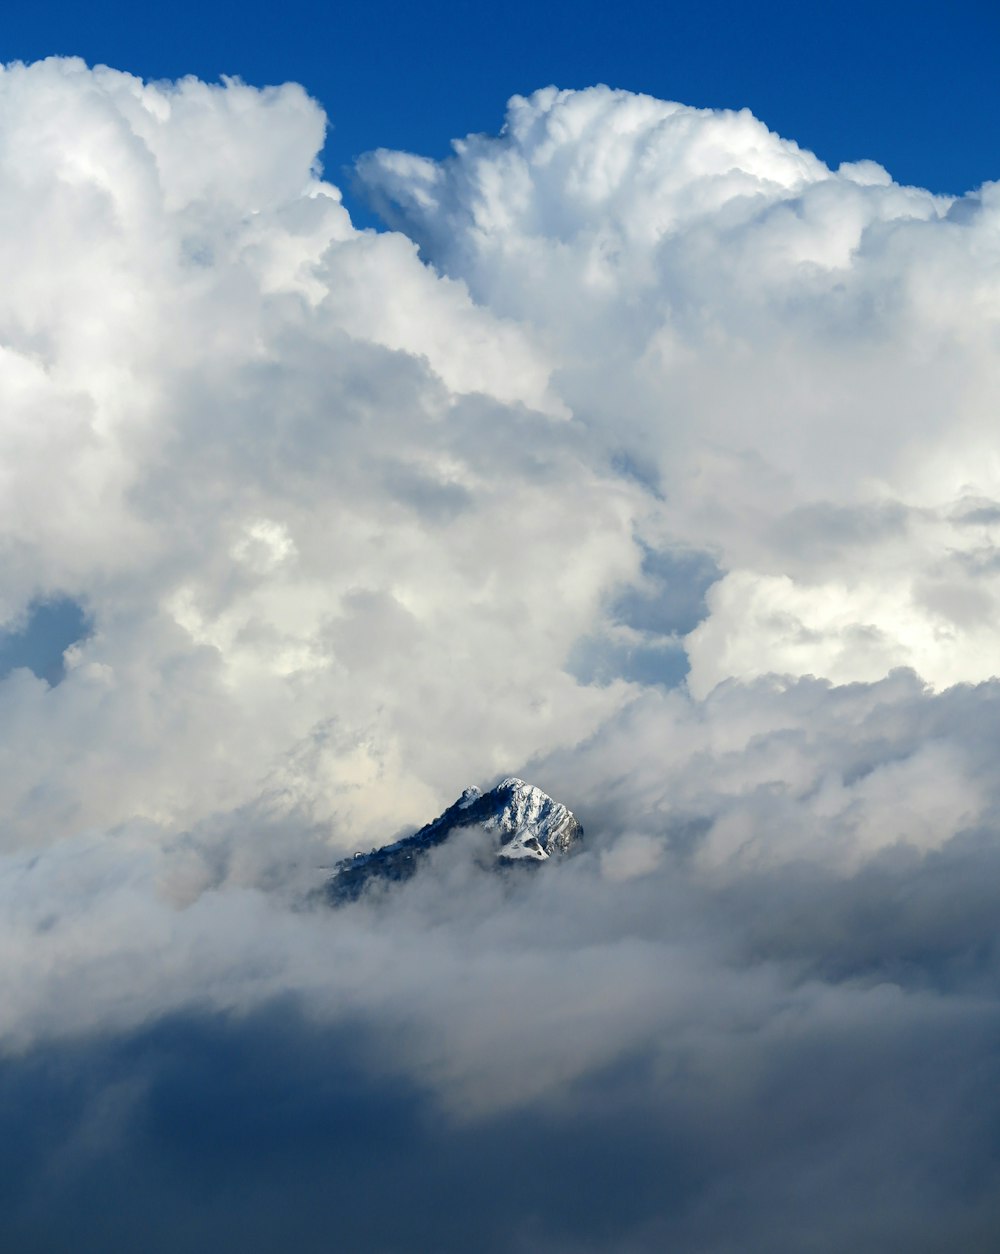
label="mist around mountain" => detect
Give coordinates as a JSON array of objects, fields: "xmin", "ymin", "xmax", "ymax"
[{"xmin": 327, "ymin": 778, "xmax": 583, "ymax": 902}]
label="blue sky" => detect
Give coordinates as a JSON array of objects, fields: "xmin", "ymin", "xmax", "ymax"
[{"xmin": 4, "ymin": 0, "xmax": 1000, "ymax": 211}]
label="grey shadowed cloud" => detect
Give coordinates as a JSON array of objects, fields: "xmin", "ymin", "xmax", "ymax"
[{"xmin": 3, "ymin": 837, "xmax": 1000, "ymax": 1254}]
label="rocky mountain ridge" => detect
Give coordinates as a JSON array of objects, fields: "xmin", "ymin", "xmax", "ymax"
[{"xmin": 327, "ymin": 777, "xmax": 583, "ymax": 903}]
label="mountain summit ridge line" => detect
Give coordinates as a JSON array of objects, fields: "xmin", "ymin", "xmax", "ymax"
[{"xmin": 327, "ymin": 777, "xmax": 583, "ymax": 903}]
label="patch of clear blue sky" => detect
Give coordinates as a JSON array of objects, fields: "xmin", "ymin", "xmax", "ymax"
[
  {"xmin": 0, "ymin": 599, "xmax": 91, "ymax": 686},
  {"xmin": 3, "ymin": 0, "xmax": 999, "ymax": 229}
]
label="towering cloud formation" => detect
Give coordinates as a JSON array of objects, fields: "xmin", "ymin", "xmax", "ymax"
[
  {"xmin": 360, "ymin": 85, "xmax": 1000, "ymax": 695},
  {"xmin": 2, "ymin": 62, "xmax": 1000, "ymax": 1252},
  {"xmin": 0, "ymin": 60, "xmax": 639, "ymax": 854}
]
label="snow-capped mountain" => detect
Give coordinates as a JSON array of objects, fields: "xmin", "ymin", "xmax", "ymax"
[{"xmin": 327, "ymin": 778, "xmax": 583, "ymax": 902}]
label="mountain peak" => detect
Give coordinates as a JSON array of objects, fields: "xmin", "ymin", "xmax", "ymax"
[{"xmin": 327, "ymin": 778, "xmax": 583, "ymax": 903}]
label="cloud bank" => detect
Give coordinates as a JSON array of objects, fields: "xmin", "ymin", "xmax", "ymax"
[{"xmin": 2, "ymin": 60, "xmax": 1000, "ymax": 1251}]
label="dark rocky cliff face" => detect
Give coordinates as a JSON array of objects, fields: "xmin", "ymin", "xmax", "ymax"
[{"xmin": 327, "ymin": 778, "xmax": 583, "ymax": 903}]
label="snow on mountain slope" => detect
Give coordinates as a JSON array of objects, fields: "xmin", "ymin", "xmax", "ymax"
[{"xmin": 327, "ymin": 778, "xmax": 583, "ymax": 902}]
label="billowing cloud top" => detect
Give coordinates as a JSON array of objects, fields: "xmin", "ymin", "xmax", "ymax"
[
  {"xmin": 360, "ymin": 84, "xmax": 1000, "ymax": 695},
  {"xmin": 3, "ymin": 60, "xmax": 1000, "ymax": 1253}
]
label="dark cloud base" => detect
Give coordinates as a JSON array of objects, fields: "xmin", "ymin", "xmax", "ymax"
[{"xmin": 3, "ymin": 998, "xmax": 999, "ymax": 1254}]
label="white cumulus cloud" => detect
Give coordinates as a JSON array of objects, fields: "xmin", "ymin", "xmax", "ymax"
[{"xmin": 360, "ymin": 83, "xmax": 1000, "ymax": 695}]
